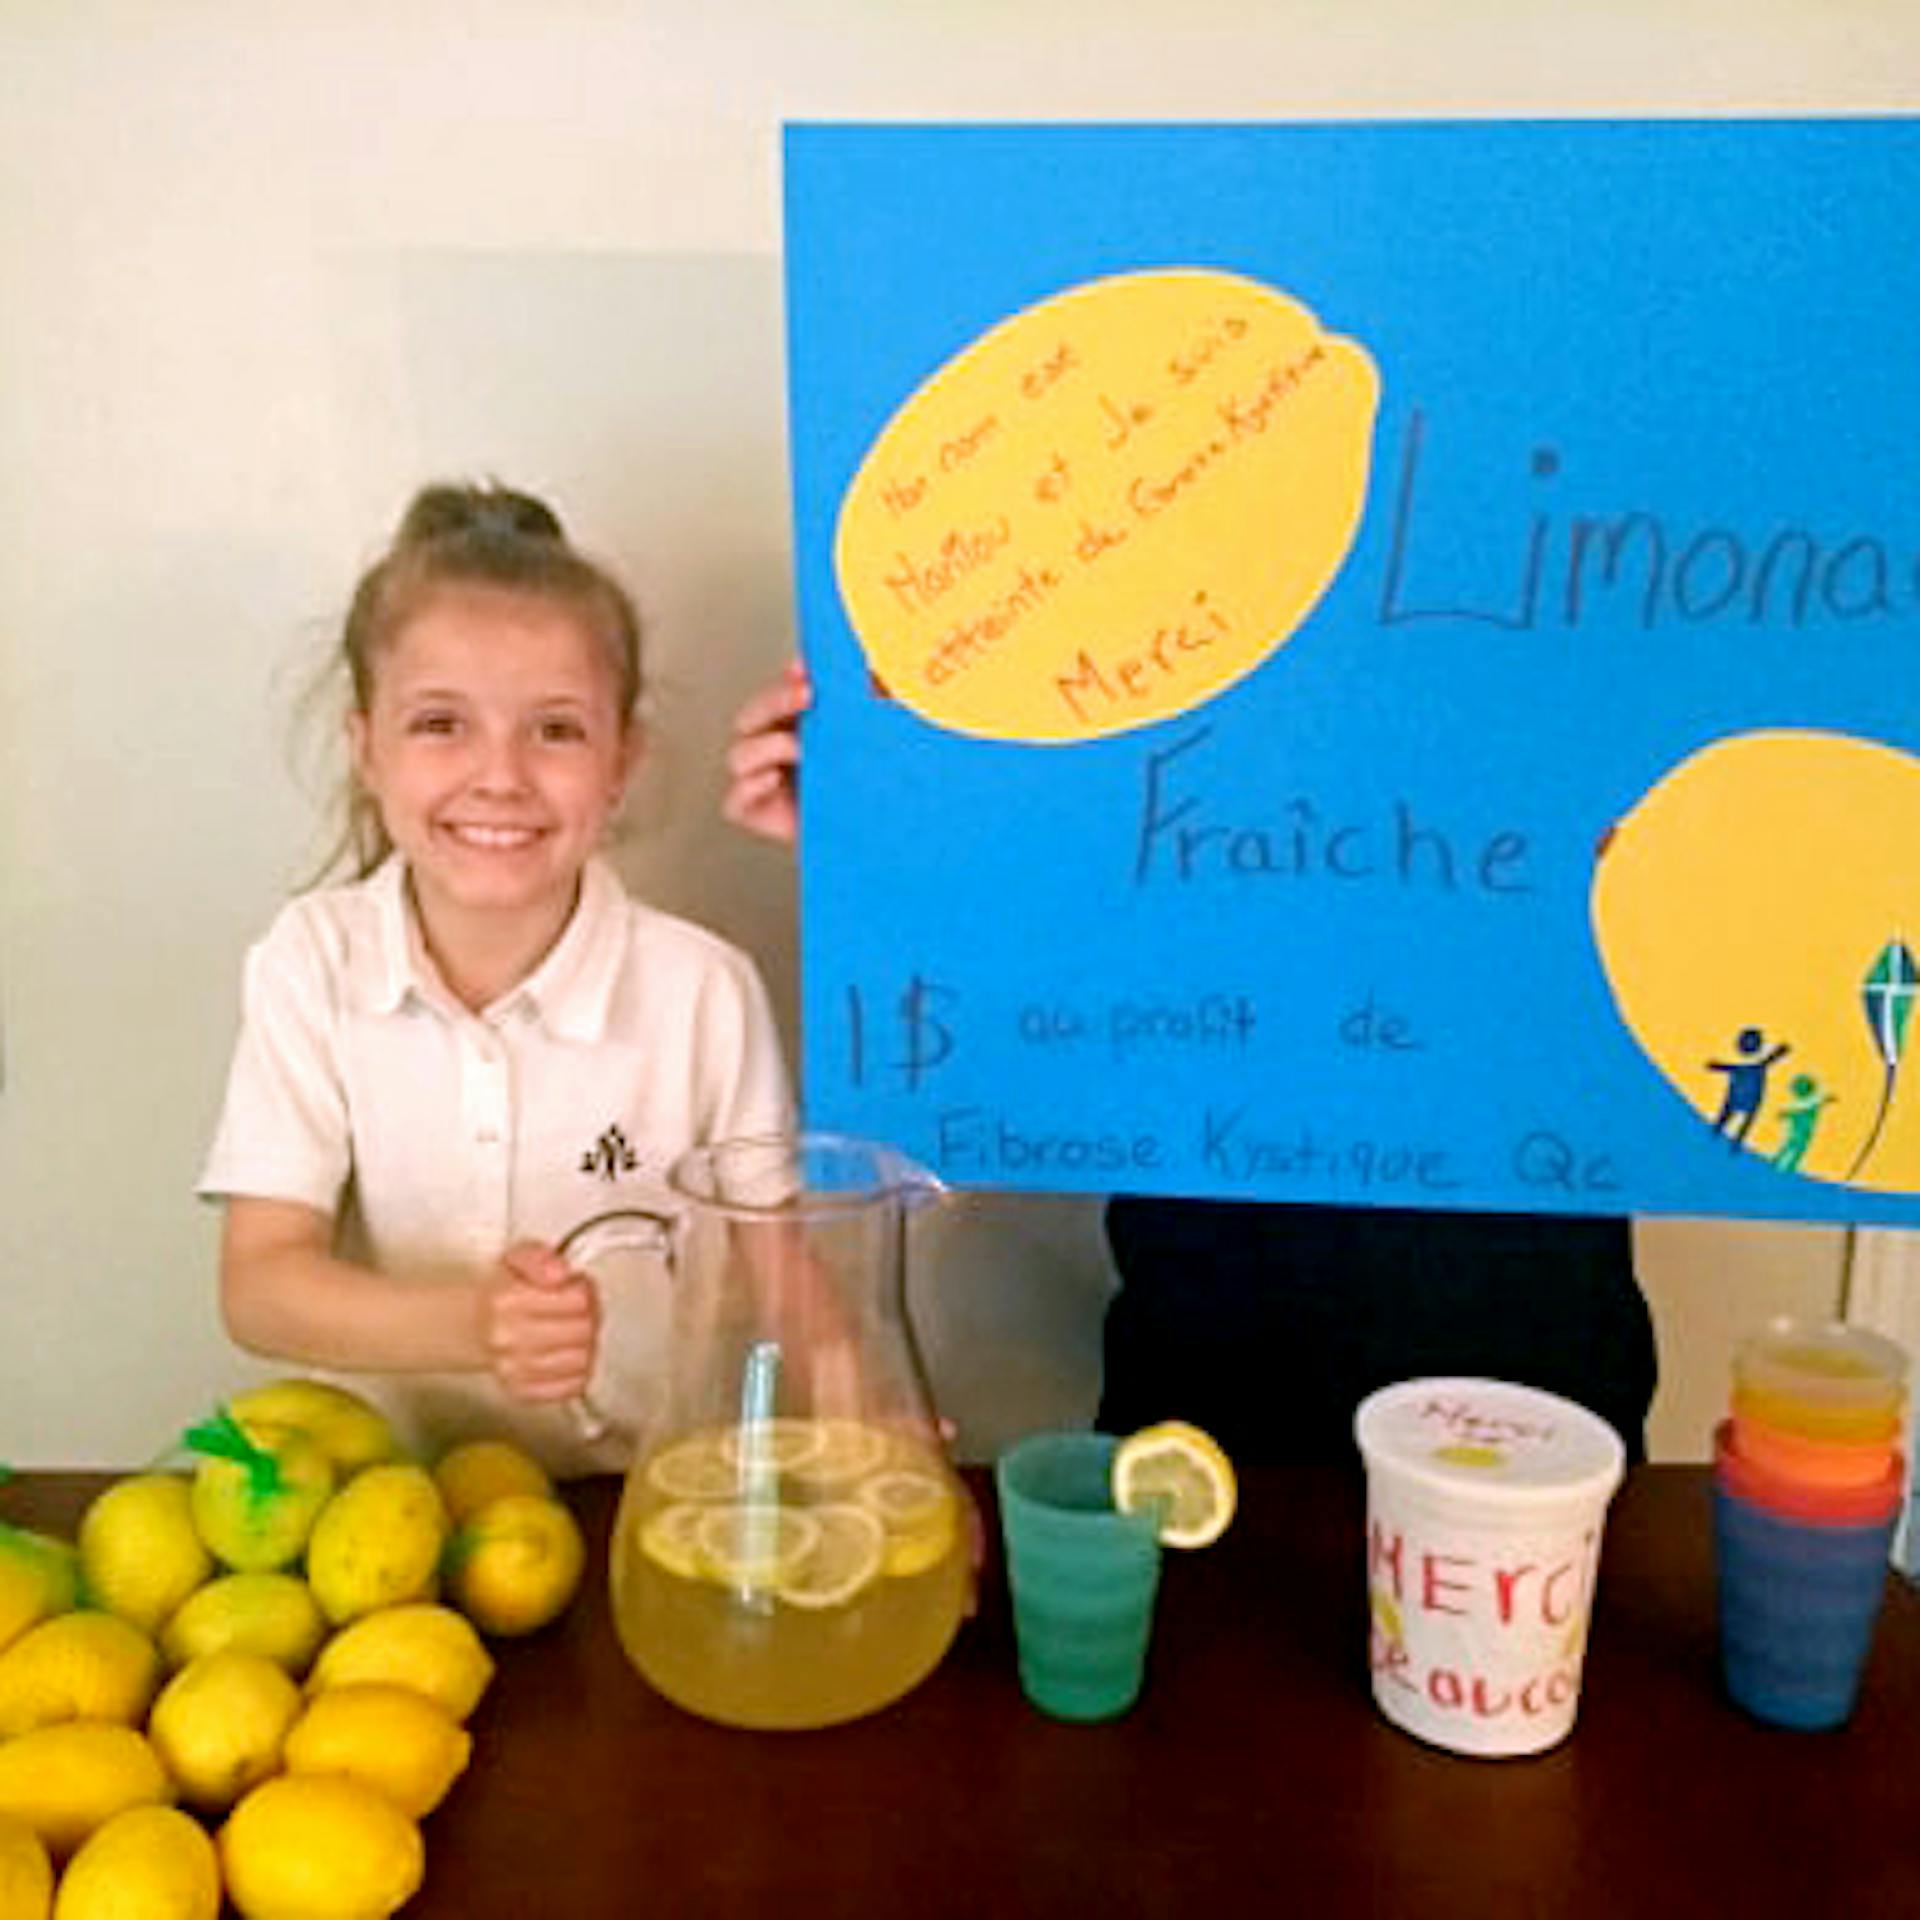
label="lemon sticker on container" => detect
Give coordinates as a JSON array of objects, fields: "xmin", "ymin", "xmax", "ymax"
[
  {"xmin": 1431, "ymin": 1444, "xmax": 1509, "ymax": 1471},
  {"xmin": 833, "ymin": 268, "xmax": 1379, "ymax": 744}
]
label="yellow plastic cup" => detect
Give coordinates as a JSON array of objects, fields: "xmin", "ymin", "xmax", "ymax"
[{"xmin": 1731, "ymin": 1320, "xmax": 1908, "ymax": 1444}]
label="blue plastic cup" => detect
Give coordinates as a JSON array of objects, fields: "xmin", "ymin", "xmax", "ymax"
[
  {"xmin": 1712, "ymin": 1481, "xmax": 1898, "ymax": 1731},
  {"xmin": 996, "ymin": 1432, "xmax": 1163, "ymax": 1722}
]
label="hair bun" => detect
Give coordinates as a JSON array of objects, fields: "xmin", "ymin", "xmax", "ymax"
[{"xmin": 395, "ymin": 482, "xmax": 566, "ymax": 550}]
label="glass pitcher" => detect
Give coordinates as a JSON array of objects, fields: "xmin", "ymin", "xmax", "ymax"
[{"xmin": 606, "ymin": 1132, "xmax": 969, "ymax": 1730}]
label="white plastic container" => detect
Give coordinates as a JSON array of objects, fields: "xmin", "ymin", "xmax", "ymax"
[{"xmin": 1354, "ymin": 1377, "xmax": 1626, "ymax": 1757}]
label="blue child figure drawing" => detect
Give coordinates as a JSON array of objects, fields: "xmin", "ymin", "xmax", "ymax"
[
  {"xmin": 1706, "ymin": 1026, "xmax": 1791, "ymax": 1151},
  {"xmin": 1773, "ymin": 1074, "xmax": 1836, "ymax": 1175}
]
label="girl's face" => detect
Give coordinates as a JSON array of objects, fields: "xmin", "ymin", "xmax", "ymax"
[{"xmin": 350, "ymin": 585, "xmax": 635, "ymax": 956}]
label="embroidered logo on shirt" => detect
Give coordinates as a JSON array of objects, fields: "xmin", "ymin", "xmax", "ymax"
[{"xmin": 580, "ymin": 1124, "xmax": 639, "ymax": 1181}]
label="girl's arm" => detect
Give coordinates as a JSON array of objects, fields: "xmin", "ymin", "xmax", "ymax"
[{"xmin": 219, "ymin": 1195, "xmax": 599, "ymax": 1402}]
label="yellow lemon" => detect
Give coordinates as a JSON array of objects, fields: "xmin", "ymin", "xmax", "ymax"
[
  {"xmin": 160, "ymin": 1573, "xmax": 327, "ymax": 1677},
  {"xmin": 0, "ymin": 1528, "xmax": 80, "ymax": 1660},
  {"xmin": 0, "ymin": 1724, "xmax": 172, "ymax": 1860},
  {"xmin": 304, "ymin": 1463, "xmax": 447, "ymax": 1627},
  {"xmin": 306, "ymin": 1603, "xmax": 493, "ymax": 1724},
  {"xmin": 0, "ymin": 1811, "xmax": 53, "ymax": 1919},
  {"xmin": 147, "ymin": 1650, "xmax": 302, "ymax": 1813},
  {"xmin": 282, "ymin": 1683, "xmax": 471, "ymax": 1819},
  {"xmin": 188, "ymin": 1416, "xmax": 336, "ymax": 1575},
  {"xmin": 0, "ymin": 1613, "xmax": 160, "ymax": 1739},
  {"xmin": 1111, "ymin": 1420, "xmax": 1237, "ymax": 1549},
  {"xmin": 76, "ymin": 1477, "xmax": 212, "ymax": 1638},
  {"xmin": 444, "ymin": 1495, "xmax": 585, "ymax": 1638},
  {"xmin": 227, "ymin": 1379, "xmax": 399, "ymax": 1478},
  {"xmin": 775, "ymin": 1502, "xmax": 885, "ymax": 1610},
  {"xmin": 50, "ymin": 1804, "xmax": 218, "ymax": 1920},
  {"xmin": 220, "ymin": 1773, "xmax": 422, "ymax": 1920},
  {"xmin": 431, "ymin": 1438, "xmax": 553, "ymax": 1525}
]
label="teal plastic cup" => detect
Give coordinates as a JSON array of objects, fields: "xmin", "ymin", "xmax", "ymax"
[{"xmin": 996, "ymin": 1431, "xmax": 1164, "ymax": 1721}]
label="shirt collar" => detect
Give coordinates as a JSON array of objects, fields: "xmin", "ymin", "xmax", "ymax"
[
  {"xmin": 349, "ymin": 855, "xmax": 627, "ymax": 1041},
  {"xmin": 515, "ymin": 857, "xmax": 627, "ymax": 1043}
]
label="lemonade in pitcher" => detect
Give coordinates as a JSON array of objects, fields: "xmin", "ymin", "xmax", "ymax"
[{"xmin": 611, "ymin": 1414, "xmax": 969, "ymax": 1729}]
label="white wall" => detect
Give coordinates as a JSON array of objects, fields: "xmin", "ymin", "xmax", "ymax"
[{"xmin": 3, "ymin": 2, "xmax": 1910, "ymax": 1467}]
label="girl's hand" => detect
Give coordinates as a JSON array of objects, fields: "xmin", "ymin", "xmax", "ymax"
[
  {"xmin": 721, "ymin": 660, "xmax": 811, "ymax": 847},
  {"xmin": 482, "ymin": 1242, "xmax": 601, "ymax": 1402}
]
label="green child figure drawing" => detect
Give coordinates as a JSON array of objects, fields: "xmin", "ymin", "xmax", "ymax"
[{"xmin": 1773, "ymin": 1073, "xmax": 1836, "ymax": 1174}]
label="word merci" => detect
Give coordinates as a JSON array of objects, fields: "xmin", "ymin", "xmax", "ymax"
[{"xmin": 1369, "ymin": 1517, "xmax": 1604, "ymax": 1728}]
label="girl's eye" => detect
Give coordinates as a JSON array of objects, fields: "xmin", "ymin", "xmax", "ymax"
[
  {"xmin": 407, "ymin": 712, "xmax": 461, "ymax": 737},
  {"xmin": 537, "ymin": 716, "xmax": 589, "ymax": 743}
]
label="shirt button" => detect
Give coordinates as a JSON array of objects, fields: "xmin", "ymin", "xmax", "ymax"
[{"xmin": 476, "ymin": 1128, "xmax": 501, "ymax": 1145}]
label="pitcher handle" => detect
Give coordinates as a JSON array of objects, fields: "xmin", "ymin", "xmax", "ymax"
[
  {"xmin": 881, "ymin": 1149, "xmax": 951, "ymax": 1212},
  {"xmin": 554, "ymin": 1206, "xmax": 677, "ymax": 1444}
]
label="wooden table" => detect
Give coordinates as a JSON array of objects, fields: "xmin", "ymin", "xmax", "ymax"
[{"xmin": 11, "ymin": 1468, "xmax": 1919, "ymax": 1916}]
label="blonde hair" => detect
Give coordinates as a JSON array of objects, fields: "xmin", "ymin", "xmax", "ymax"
[{"xmin": 318, "ymin": 481, "xmax": 643, "ymax": 879}]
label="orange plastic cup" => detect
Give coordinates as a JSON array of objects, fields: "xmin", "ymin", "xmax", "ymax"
[
  {"xmin": 1714, "ymin": 1422, "xmax": 1905, "ymax": 1526},
  {"xmin": 1726, "ymin": 1411, "xmax": 1897, "ymax": 1488}
]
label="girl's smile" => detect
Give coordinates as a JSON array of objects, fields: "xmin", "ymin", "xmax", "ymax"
[{"xmin": 349, "ymin": 584, "xmax": 636, "ymax": 1000}]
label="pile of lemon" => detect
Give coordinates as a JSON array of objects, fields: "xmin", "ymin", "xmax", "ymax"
[{"xmin": 0, "ymin": 1380, "xmax": 586, "ymax": 1919}]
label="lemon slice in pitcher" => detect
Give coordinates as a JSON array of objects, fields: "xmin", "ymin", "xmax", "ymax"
[
  {"xmin": 694, "ymin": 1505, "xmax": 820, "ymax": 1586},
  {"xmin": 856, "ymin": 1470, "xmax": 958, "ymax": 1578},
  {"xmin": 645, "ymin": 1432, "xmax": 740, "ymax": 1502},
  {"xmin": 776, "ymin": 1504, "xmax": 886, "ymax": 1610},
  {"xmin": 786, "ymin": 1418, "xmax": 895, "ymax": 1489},
  {"xmin": 721, "ymin": 1419, "xmax": 827, "ymax": 1475},
  {"xmin": 637, "ymin": 1504, "xmax": 709, "ymax": 1582},
  {"xmin": 1112, "ymin": 1421, "xmax": 1237, "ymax": 1548}
]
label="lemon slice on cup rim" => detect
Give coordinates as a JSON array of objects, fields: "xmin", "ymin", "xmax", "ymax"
[{"xmin": 1111, "ymin": 1421, "xmax": 1237, "ymax": 1548}]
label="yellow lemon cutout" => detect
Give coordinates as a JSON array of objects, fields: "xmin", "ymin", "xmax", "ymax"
[
  {"xmin": 1592, "ymin": 729, "xmax": 1920, "ymax": 1193},
  {"xmin": 833, "ymin": 268, "xmax": 1380, "ymax": 743}
]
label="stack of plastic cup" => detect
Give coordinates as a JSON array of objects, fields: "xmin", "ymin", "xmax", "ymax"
[{"xmin": 1713, "ymin": 1317, "xmax": 1910, "ymax": 1730}]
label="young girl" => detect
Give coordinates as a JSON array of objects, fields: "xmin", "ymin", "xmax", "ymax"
[{"xmin": 201, "ymin": 484, "xmax": 792, "ymax": 1474}]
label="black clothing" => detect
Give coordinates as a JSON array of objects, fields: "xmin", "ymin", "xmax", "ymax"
[{"xmin": 1097, "ymin": 1199, "xmax": 1656, "ymax": 1465}]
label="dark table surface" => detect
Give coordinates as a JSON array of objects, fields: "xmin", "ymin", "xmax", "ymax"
[{"xmin": 11, "ymin": 1466, "xmax": 1919, "ymax": 1917}]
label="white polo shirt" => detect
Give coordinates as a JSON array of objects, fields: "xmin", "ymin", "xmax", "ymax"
[{"xmin": 199, "ymin": 855, "xmax": 792, "ymax": 1474}]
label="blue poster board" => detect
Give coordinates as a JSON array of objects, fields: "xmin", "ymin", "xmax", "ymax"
[{"xmin": 785, "ymin": 119, "xmax": 1920, "ymax": 1223}]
